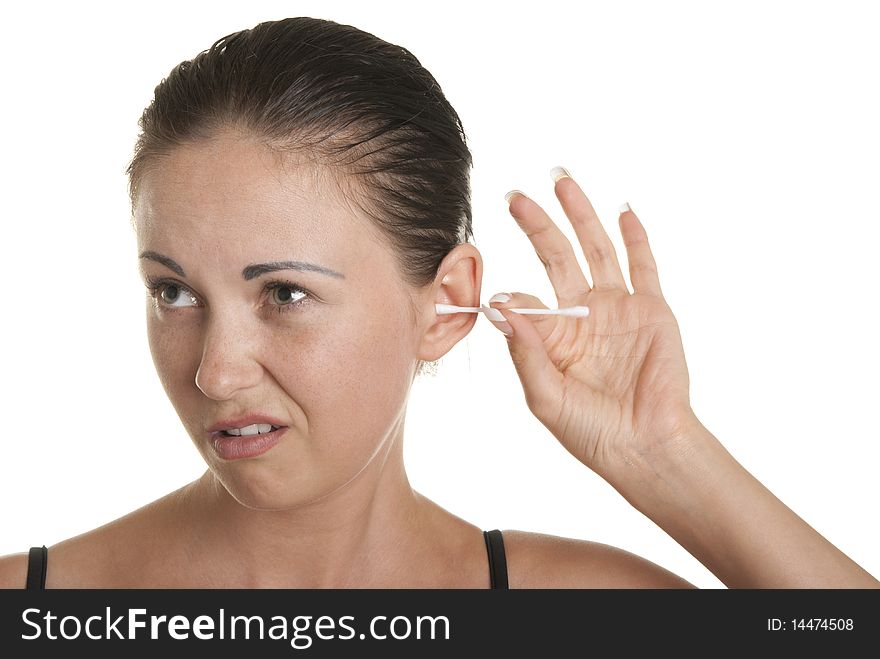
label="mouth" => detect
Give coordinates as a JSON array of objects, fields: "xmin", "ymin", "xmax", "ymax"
[
  {"xmin": 210, "ymin": 425, "xmax": 288, "ymax": 461},
  {"xmin": 219, "ymin": 423, "xmax": 282, "ymax": 437}
]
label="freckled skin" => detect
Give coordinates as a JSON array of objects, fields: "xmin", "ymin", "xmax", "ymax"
[{"xmin": 136, "ymin": 129, "xmax": 423, "ymax": 512}]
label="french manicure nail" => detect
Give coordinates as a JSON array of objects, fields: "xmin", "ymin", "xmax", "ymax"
[
  {"xmin": 488, "ymin": 292, "xmax": 512, "ymax": 304},
  {"xmin": 491, "ymin": 319, "xmax": 514, "ymax": 336},
  {"xmin": 504, "ymin": 190, "xmax": 525, "ymax": 205},
  {"xmin": 550, "ymin": 166, "xmax": 571, "ymax": 182},
  {"xmin": 619, "ymin": 202, "xmax": 631, "ymax": 214}
]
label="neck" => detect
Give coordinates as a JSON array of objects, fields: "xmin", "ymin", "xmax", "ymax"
[{"xmin": 178, "ymin": 420, "xmax": 441, "ymax": 587}]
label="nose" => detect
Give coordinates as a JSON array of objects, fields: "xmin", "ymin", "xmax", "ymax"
[{"xmin": 195, "ymin": 317, "xmax": 263, "ymax": 400}]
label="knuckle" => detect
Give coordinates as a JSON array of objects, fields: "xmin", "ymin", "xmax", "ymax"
[
  {"xmin": 526, "ymin": 222, "xmax": 554, "ymax": 242},
  {"xmin": 585, "ymin": 243, "xmax": 613, "ymax": 264},
  {"xmin": 539, "ymin": 244, "xmax": 572, "ymax": 271},
  {"xmin": 569, "ymin": 206, "xmax": 597, "ymax": 227},
  {"xmin": 629, "ymin": 261, "xmax": 658, "ymax": 275}
]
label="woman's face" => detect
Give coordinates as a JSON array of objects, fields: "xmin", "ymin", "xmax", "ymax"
[{"xmin": 133, "ymin": 129, "xmax": 422, "ymax": 510}]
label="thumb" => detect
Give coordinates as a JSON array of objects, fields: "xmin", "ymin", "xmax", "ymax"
[{"xmin": 487, "ymin": 292, "xmax": 564, "ymax": 417}]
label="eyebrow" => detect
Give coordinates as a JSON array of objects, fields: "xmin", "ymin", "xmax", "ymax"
[
  {"xmin": 139, "ymin": 251, "xmax": 345, "ymax": 280},
  {"xmin": 139, "ymin": 250, "xmax": 185, "ymax": 276},
  {"xmin": 242, "ymin": 261, "xmax": 345, "ymax": 281}
]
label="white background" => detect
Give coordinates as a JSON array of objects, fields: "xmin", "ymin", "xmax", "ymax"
[{"xmin": 1, "ymin": 0, "xmax": 878, "ymax": 588}]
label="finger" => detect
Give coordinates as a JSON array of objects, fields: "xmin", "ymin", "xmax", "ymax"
[
  {"xmin": 551, "ymin": 168, "xmax": 629, "ymax": 292},
  {"xmin": 505, "ymin": 191, "xmax": 592, "ymax": 307},
  {"xmin": 618, "ymin": 203, "xmax": 664, "ymax": 298},
  {"xmin": 484, "ymin": 291, "xmax": 552, "ymax": 337},
  {"xmin": 488, "ymin": 295, "xmax": 564, "ymax": 419}
]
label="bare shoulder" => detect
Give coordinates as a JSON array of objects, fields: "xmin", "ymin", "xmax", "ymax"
[
  {"xmin": 0, "ymin": 522, "xmax": 146, "ymax": 589},
  {"xmin": 0, "ymin": 484, "xmax": 196, "ymax": 588},
  {"xmin": 0, "ymin": 552, "xmax": 29, "ymax": 589},
  {"xmin": 502, "ymin": 530, "xmax": 696, "ymax": 589}
]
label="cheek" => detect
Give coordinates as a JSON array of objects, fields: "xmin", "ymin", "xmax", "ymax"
[
  {"xmin": 287, "ymin": 302, "xmax": 410, "ymax": 381},
  {"xmin": 146, "ymin": 311, "xmax": 202, "ymax": 397},
  {"xmin": 277, "ymin": 305, "xmax": 413, "ymax": 429}
]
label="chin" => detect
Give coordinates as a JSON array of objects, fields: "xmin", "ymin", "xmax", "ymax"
[{"xmin": 207, "ymin": 459, "xmax": 330, "ymax": 512}]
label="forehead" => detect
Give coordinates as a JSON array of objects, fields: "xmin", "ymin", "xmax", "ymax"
[{"xmin": 133, "ymin": 130, "xmax": 377, "ymax": 249}]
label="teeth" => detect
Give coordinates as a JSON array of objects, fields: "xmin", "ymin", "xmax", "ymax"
[{"xmin": 224, "ymin": 423, "xmax": 277, "ymax": 437}]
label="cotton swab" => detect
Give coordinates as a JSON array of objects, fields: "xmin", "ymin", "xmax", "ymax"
[{"xmin": 434, "ymin": 303, "xmax": 589, "ymax": 318}]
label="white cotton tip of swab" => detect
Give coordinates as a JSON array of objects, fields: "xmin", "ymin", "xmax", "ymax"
[{"xmin": 553, "ymin": 306, "xmax": 590, "ymax": 317}]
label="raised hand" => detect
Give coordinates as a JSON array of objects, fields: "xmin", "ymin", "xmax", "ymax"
[
  {"xmin": 485, "ymin": 167, "xmax": 880, "ymax": 588},
  {"xmin": 488, "ymin": 168, "xmax": 702, "ymax": 484}
]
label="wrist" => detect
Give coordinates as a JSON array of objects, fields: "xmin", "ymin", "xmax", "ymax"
[{"xmin": 604, "ymin": 415, "xmax": 725, "ymax": 511}]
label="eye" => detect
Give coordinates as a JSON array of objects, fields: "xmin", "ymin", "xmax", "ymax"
[
  {"xmin": 265, "ymin": 280, "xmax": 310, "ymax": 314},
  {"xmin": 147, "ymin": 279, "xmax": 200, "ymax": 309}
]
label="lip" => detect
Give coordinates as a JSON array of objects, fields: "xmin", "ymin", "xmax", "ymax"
[
  {"xmin": 210, "ymin": 426, "xmax": 288, "ymax": 461},
  {"xmin": 207, "ymin": 414, "xmax": 289, "ymax": 461}
]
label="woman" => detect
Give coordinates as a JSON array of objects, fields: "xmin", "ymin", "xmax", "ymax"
[{"xmin": 1, "ymin": 16, "xmax": 876, "ymax": 589}]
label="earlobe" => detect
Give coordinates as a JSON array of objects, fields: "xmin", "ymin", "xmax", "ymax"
[{"xmin": 418, "ymin": 306, "xmax": 478, "ymax": 363}]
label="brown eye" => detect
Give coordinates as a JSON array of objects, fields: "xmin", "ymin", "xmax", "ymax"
[
  {"xmin": 160, "ymin": 285, "xmax": 181, "ymax": 303},
  {"xmin": 270, "ymin": 285, "xmax": 307, "ymax": 306},
  {"xmin": 152, "ymin": 282, "xmax": 199, "ymax": 309}
]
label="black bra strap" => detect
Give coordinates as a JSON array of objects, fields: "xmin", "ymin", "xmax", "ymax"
[
  {"xmin": 483, "ymin": 529, "xmax": 509, "ymax": 589},
  {"xmin": 26, "ymin": 546, "xmax": 47, "ymax": 590}
]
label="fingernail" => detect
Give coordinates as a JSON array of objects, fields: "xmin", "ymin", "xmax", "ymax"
[
  {"xmin": 488, "ymin": 313, "xmax": 514, "ymax": 336},
  {"xmin": 619, "ymin": 202, "xmax": 631, "ymax": 214},
  {"xmin": 504, "ymin": 190, "xmax": 526, "ymax": 205},
  {"xmin": 550, "ymin": 166, "xmax": 571, "ymax": 182},
  {"xmin": 487, "ymin": 293, "xmax": 514, "ymax": 336}
]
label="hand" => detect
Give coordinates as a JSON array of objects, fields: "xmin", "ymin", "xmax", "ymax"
[{"xmin": 489, "ymin": 169, "xmax": 702, "ymax": 483}]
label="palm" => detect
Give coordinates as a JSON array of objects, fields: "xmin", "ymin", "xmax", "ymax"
[
  {"xmin": 547, "ymin": 289, "xmax": 691, "ymax": 472},
  {"xmin": 493, "ymin": 176, "xmax": 698, "ymax": 481}
]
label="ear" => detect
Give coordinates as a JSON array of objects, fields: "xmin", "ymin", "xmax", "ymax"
[{"xmin": 417, "ymin": 243, "xmax": 483, "ymax": 362}]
